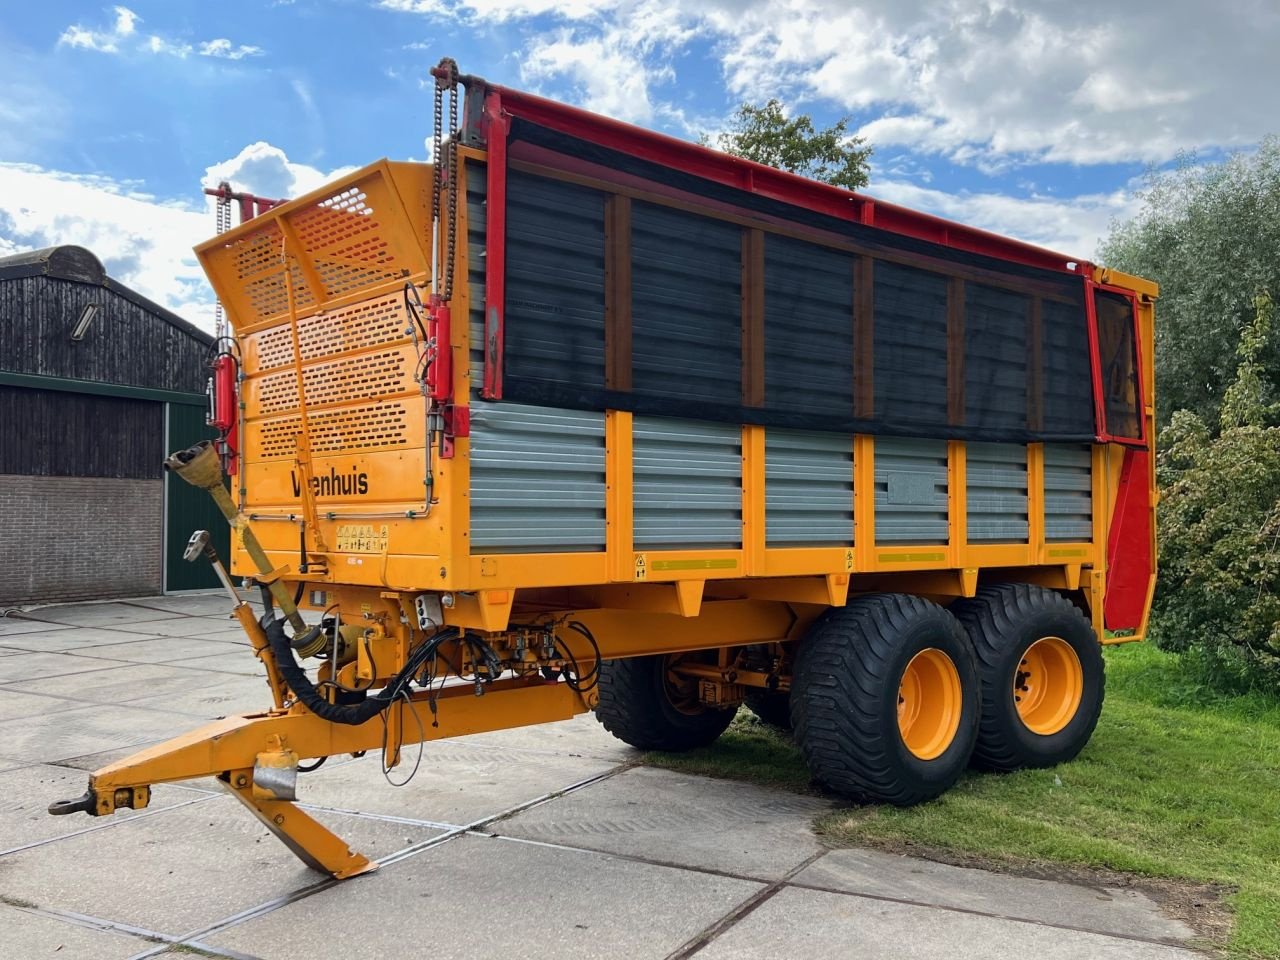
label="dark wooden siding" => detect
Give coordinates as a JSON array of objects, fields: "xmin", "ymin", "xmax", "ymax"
[
  {"xmin": 0, "ymin": 277, "xmax": 208, "ymax": 393},
  {"xmin": 0, "ymin": 386, "xmax": 163, "ymax": 479}
]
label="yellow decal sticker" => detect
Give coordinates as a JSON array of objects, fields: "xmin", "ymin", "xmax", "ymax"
[
  {"xmin": 634, "ymin": 553, "xmax": 648, "ymax": 580},
  {"xmin": 844, "ymin": 549, "xmax": 854, "ymax": 572},
  {"xmin": 336, "ymin": 524, "xmax": 389, "ymax": 554},
  {"xmin": 876, "ymin": 551, "xmax": 947, "ymax": 563},
  {"xmin": 650, "ymin": 558, "xmax": 738, "ymax": 572},
  {"xmin": 1047, "ymin": 548, "xmax": 1086, "ymax": 558}
]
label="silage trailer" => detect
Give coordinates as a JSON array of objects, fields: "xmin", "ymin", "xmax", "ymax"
[{"xmin": 50, "ymin": 60, "xmax": 1157, "ymax": 879}]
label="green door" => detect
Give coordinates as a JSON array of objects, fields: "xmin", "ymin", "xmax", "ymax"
[{"xmin": 164, "ymin": 401, "xmax": 233, "ymax": 591}]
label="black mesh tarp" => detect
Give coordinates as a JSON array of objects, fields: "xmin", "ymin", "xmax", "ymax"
[{"xmin": 494, "ymin": 122, "xmax": 1099, "ymax": 443}]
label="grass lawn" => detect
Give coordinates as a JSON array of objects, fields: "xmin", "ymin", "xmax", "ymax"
[{"xmin": 645, "ymin": 643, "xmax": 1280, "ymax": 959}]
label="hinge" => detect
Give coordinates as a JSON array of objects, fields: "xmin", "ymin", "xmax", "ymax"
[{"xmin": 439, "ymin": 403, "xmax": 470, "ymax": 459}]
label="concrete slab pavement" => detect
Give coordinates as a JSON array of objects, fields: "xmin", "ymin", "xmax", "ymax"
[
  {"xmin": 792, "ymin": 847, "xmax": 1197, "ymax": 942},
  {"xmin": 210, "ymin": 833, "xmax": 765, "ymax": 960},
  {"xmin": 494, "ymin": 766, "xmax": 832, "ymax": 880},
  {"xmin": 695, "ymin": 886, "xmax": 1198, "ymax": 960},
  {"xmin": 0, "ymin": 596, "xmax": 1209, "ymax": 960}
]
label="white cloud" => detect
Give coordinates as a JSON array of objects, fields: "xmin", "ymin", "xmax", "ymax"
[
  {"xmin": 867, "ymin": 179, "xmax": 1141, "ymax": 260},
  {"xmin": 385, "ymin": 0, "xmax": 1280, "ymax": 168},
  {"xmin": 522, "ymin": 28, "xmax": 663, "ymax": 125},
  {"xmin": 58, "ymin": 5, "xmax": 139, "ymax": 53},
  {"xmin": 199, "ymin": 39, "xmax": 264, "ymax": 61},
  {"xmin": 57, "ymin": 7, "xmax": 264, "ymax": 62},
  {"xmin": 203, "ymin": 142, "xmax": 357, "ymax": 200},
  {"xmin": 0, "ymin": 145, "xmax": 351, "ymax": 333},
  {"xmin": 379, "ymin": 0, "xmax": 612, "ymax": 20}
]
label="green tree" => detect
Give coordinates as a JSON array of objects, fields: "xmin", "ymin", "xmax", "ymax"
[
  {"xmin": 1153, "ymin": 294, "xmax": 1280, "ymax": 690},
  {"xmin": 706, "ymin": 99, "xmax": 872, "ymax": 190},
  {"xmin": 1099, "ymin": 138, "xmax": 1280, "ymax": 428}
]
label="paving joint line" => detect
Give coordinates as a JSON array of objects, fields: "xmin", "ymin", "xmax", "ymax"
[
  {"xmin": 783, "ymin": 876, "xmax": 1200, "ymax": 950},
  {"xmin": 0, "ymin": 793, "xmax": 222, "ymax": 859},
  {"xmin": 162, "ymin": 761, "xmax": 635, "ymax": 953},
  {"xmin": 468, "ymin": 830, "xmax": 780, "ymax": 886},
  {"xmin": 5, "ymin": 900, "xmax": 181, "ymax": 951},
  {"xmin": 293, "ymin": 800, "xmax": 461, "ymax": 831},
  {"xmin": 664, "ymin": 849, "xmax": 830, "ymax": 960}
]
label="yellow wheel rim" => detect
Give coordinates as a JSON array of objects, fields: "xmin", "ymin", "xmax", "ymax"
[
  {"xmin": 897, "ymin": 648, "xmax": 963, "ymax": 761},
  {"xmin": 1015, "ymin": 637, "xmax": 1083, "ymax": 735}
]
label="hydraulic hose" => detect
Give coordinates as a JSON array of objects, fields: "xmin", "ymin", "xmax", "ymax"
[{"xmin": 263, "ymin": 616, "xmax": 393, "ymax": 726}]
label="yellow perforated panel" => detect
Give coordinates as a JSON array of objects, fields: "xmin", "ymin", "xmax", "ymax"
[
  {"xmin": 256, "ymin": 402, "xmax": 411, "ymax": 460},
  {"xmin": 250, "ymin": 290, "xmax": 410, "ymax": 371},
  {"xmin": 254, "ymin": 348, "xmax": 411, "ymax": 415},
  {"xmin": 196, "ymin": 159, "xmax": 432, "ymax": 330}
]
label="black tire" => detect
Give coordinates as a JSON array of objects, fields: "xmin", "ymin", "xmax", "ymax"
[
  {"xmin": 744, "ymin": 689, "xmax": 792, "ymax": 731},
  {"xmin": 791, "ymin": 594, "xmax": 979, "ymax": 806},
  {"xmin": 595, "ymin": 654, "xmax": 737, "ymax": 751},
  {"xmin": 951, "ymin": 584, "xmax": 1104, "ymax": 772}
]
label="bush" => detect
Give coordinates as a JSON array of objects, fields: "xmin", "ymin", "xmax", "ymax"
[{"xmin": 1152, "ymin": 294, "xmax": 1280, "ymax": 690}]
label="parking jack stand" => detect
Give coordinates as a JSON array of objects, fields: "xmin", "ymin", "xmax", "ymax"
[{"xmin": 221, "ymin": 768, "xmax": 377, "ymax": 880}]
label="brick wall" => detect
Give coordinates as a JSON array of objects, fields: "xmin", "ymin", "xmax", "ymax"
[{"xmin": 0, "ymin": 475, "xmax": 162, "ymax": 606}]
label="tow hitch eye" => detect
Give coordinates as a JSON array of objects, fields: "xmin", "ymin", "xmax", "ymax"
[{"xmin": 48, "ymin": 785, "xmax": 150, "ymax": 817}]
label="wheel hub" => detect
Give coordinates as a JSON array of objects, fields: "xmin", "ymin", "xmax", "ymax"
[
  {"xmin": 896, "ymin": 648, "xmax": 962, "ymax": 761},
  {"xmin": 1014, "ymin": 636, "xmax": 1084, "ymax": 735}
]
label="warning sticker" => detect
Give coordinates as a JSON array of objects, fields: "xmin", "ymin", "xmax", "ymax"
[
  {"xmin": 844, "ymin": 548, "xmax": 854, "ymax": 572},
  {"xmin": 336, "ymin": 524, "xmax": 390, "ymax": 553},
  {"xmin": 634, "ymin": 553, "xmax": 648, "ymax": 581}
]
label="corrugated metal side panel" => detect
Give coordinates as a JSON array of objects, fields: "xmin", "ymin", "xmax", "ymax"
[
  {"xmin": 1044, "ymin": 443, "xmax": 1093, "ymax": 542},
  {"xmin": 469, "ymin": 400, "xmax": 606, "ymax": 552},
  {"xmin": 505, "ymin": 170, "xmax": 605, "ymax": 387},
  {"xmin": 634, "ymin": 417, "xmax": 742, "ymax": 549},
  {"xmin": 765, "ymin": 429, "xmax": 853, "ymax": 546},
  {"xmin": 966, "ymin": 442, "xmax": 1028, "ymax": 543},
  {"xmin": 875, "ymin": 436, "xmax": 949, "ymax": 544},
  {"xmin": 631, "ymin": 203, "xmax": 741, "ymax": 405},
  {"xmin": 466, "ymin": 161, "xmax": 487, "ymax": 392}
]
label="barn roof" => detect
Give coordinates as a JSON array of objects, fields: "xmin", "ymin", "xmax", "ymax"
[{"xmin": 0, "ymin": 244, "xmax": 212, "ymax": 345}]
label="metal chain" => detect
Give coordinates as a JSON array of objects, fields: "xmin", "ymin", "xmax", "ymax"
[
  {"xmin": 445, "ymin": 76, "xmax": 459, "ymax": 302},
  {"xmin": 430, "ymin": 57, "xmax": 459, "ymax": 303},
  {"xmin": 430, "ymin": 75, "xmax": 444, "ymax": 282},
  {"xmin": 213, "ymin": 181, "xmax": 232, "ymax": 339}
]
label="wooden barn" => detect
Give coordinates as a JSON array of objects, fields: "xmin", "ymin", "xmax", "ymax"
[{"xmin": 0, "ymin": 245, "xmax": 228, "ymax": 606}]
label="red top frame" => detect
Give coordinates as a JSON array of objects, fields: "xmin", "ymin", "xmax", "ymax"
[{"xmin": 478, "ymin": 83, "xmax": 1093, "ymax": 277}]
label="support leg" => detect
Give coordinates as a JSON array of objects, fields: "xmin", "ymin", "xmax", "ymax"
[{"xmin": 222, "ymin": 768, "xmax": 376, "ymax": 879}]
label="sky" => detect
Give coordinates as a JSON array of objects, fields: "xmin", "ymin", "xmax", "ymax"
[{"xmin": 1, "ymin": 0, "xmax": 1276, "ymax": 332}]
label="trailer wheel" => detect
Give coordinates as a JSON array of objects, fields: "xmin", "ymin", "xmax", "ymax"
[
  {"xmin": 791, "ymin": 594, "xmax": 979, "ymax": 806},
  {"xmin": 744, "ymin": 690, "xmax": 792, "ymax": 731},
  {"xmin": 951, "ymin": 584, "xmax": 1104, "ymax": 772},
  {"xmin": 594, "ymin": 654, "xmax": 737, "ymax": 751}
]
